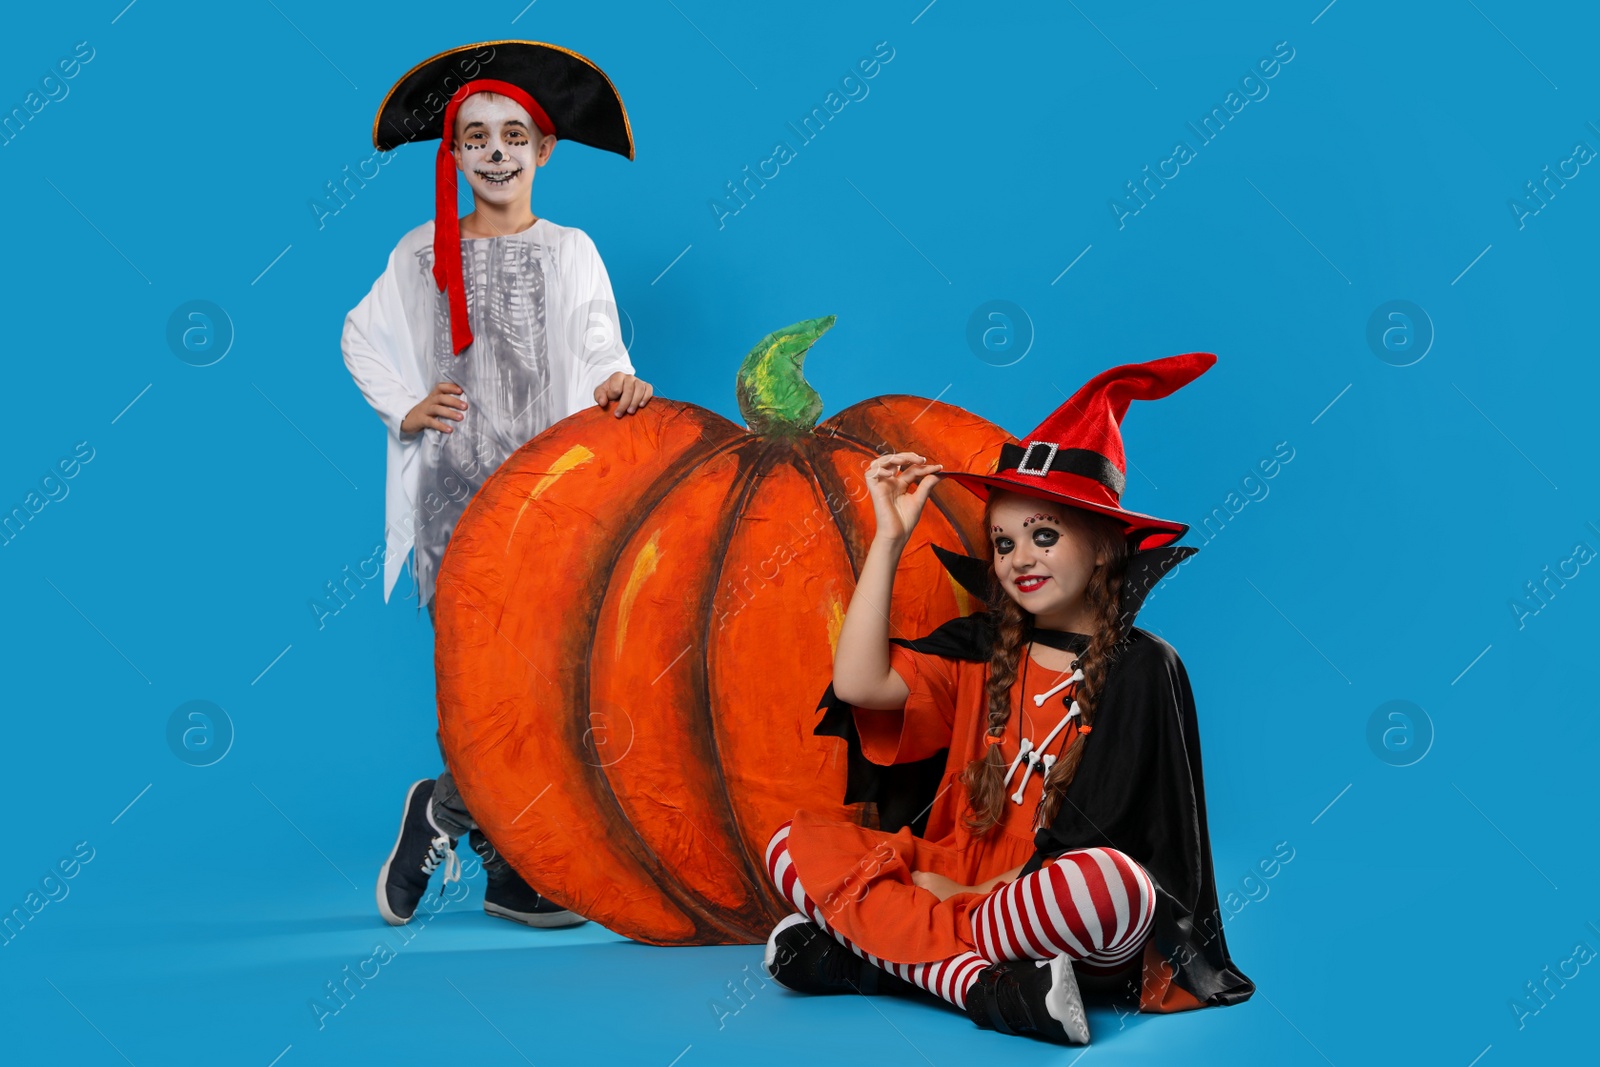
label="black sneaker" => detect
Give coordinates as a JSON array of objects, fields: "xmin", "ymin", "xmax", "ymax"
[
  {"xmin": 376, "ymin": 779, "xmax": 459, "ymax": 925},
  {"xmin": 762, "ymin": 914, "xmax": 920, "ymax": 997},
  {"xmin": 965, "ymin": 956, "xmax": 1091, "ymax": 1045},
  {"xmin": 470, "ymin": 830, "xmax": 587, "ymax": 928}
]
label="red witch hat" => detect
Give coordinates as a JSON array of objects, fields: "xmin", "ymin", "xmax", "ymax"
[{"xmin": 939, "ymin": 353, "xmax": 1217, "ymax": 550}]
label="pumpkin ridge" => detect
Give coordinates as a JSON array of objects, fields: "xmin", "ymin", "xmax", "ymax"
[
  {"xmin": 595, "ymin": 435, "xmax": 780, "ymax": 927},
  {"xmin": 690, "ymin": 438, "xmax": 806, "ymax": 930},
  {"xmin": 924, "ymin": 478, "xmax": 982, "ymax": 558},
  {"xmin": 566, "ymin": 418, "xmax": 764, "ymax": 943},
  {"xmin": 792, "ymin": 438, "xmax": 869, "ymax": 584}
]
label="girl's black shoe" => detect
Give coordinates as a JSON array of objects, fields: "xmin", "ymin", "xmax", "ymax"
[
  {"xmin": 762, "ymin": 914, "xmax": 919, "ymax": 997},
  {"xmin": 964, "ymin": 956, "xmax": 1091, "ymax": 1046}
]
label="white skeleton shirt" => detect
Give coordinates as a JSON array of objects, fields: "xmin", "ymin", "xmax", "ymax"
[{"xmin": 342, "ymin": 218, "xmax": 633, "ymax": 605}]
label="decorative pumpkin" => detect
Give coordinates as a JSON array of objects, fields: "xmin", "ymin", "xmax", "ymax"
[{"xmin": 434, "ymin": 316, "xmax": 1014, "ymax": 945}]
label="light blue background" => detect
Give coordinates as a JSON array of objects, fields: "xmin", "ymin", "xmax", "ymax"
[{"xmin": 2, "ymin": 1, "xmax": 1595, "ymax": 1064}]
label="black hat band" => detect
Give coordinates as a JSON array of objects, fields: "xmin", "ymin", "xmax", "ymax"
[{"xmin": 998, "ymin": 441, "xmax": 1126, "ymax": 498}]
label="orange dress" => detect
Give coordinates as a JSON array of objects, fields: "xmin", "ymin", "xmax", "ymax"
[{"xmin": 785, "ymin": 643, "xmax": 1087, "ymax": 965}]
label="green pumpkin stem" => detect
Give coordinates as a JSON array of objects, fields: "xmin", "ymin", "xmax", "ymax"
[{"xmin": 735, "ymin": 315, "xmax": 835, "ymax": 436}]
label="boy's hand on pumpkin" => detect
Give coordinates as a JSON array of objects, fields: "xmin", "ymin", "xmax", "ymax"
[
  {"xmin": 401, "ymin": 381, "xmax": 467, "ymax": 434},
  {"xmin": 595, "ymin": 372, "xmax": 654, "ymax": 417},
  {"xmin": 910, "ymin": 870, "xmax": 969, "ymax": 901},
  {"xmin": 866, "ymin": 452, "xmax": 943, "ymax": 543}
]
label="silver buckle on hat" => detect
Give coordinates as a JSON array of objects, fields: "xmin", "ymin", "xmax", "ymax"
[{"xmin": 1015, "ymin": 441, "xmax": 1058, "ymax": 476}]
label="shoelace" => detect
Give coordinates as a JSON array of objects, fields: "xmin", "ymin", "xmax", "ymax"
[{"xmin": 421, "ymin": 833, "xmax": 462, "ymax": 885}]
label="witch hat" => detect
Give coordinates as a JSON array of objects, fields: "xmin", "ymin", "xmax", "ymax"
[
  {"xmin": 372, "ymin": 41, "xmax": 634, "ymax": 355},
  {"xmin": 938, "ymin": 353, "xmax": 1217, "ymax": 550}
]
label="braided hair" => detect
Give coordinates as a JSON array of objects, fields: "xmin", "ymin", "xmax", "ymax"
[{"xmin": 959, "ymin": 499, "xmax": 1132, "ymax": 833}]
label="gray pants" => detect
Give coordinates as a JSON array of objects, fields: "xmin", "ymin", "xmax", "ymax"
[{"xmin": 426, "ymin": 598, "xmax": 507, "ymax": 876}]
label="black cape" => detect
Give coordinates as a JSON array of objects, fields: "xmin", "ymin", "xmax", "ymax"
[{"xmin": 814, "ymin": 545, "xmax": 1254, "ymax": 1011}]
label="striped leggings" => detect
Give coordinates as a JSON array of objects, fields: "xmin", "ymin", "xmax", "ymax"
[{"xmin": 764, "ymin": 821, "xmax": 1155, "ymax": 1009}]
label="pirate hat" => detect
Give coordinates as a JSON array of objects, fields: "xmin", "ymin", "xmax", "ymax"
[
  {"xmin": 372, "ymin": 40, "xmax": 633, "ymax": 155},
  {"xmin": 939, "ymin": 353, "xmax": 1217, "ymax": 550},
  {"xmin": 372, "ymin": 41, "xmax": 634, "ymax": 355}
]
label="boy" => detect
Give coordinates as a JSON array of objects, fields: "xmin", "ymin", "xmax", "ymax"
[{"xmin": 341, "ymin": 41, "xmax": 651, "ymax": 927}]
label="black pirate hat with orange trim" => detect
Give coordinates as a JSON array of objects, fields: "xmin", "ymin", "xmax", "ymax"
[
  {"xmin": 939, "ymin": 352, "xmax": 1217, "ymax": 550},
  {"xmin": 372, "ymin": 40, "xmax": 633, "ymax": 156}
]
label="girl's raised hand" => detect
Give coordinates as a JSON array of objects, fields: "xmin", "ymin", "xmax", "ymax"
[{"xmin": 865, "ymin": 451, "xmax": 943, "ymax": 544}]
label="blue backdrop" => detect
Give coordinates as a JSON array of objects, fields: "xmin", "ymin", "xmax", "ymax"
[{"xmin": 3, "ymin": 1, "xmax": 1595, "ymax": 1064}]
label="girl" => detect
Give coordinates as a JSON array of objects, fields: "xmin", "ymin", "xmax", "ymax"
[{"xmin": 762, "ymin": 354, "xmax": 1253, "ymax": 1045}]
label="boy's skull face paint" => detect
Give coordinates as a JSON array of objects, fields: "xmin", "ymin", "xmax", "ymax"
[{"xmin": 453, "ymin": 93, "xmax": 540, "ymax": 207}]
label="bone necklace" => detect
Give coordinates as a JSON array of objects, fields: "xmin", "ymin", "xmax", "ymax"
[{"xmin": 1003, "ymin": 645, "xmax": 1084, "ymax": 805}]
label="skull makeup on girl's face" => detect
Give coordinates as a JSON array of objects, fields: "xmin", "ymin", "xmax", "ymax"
[
  {"xmin": 451, "ymin": 93, "xmax": 550, "ymax": 207},
  {"xmin": 987, "ymin": 491, "xmax": 1102, "ymax": 626}
]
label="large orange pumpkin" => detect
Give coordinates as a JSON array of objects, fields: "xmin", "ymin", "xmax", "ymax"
[{"xmin": 434, "ymin": 317, "xmax": 1014, "ymax": 945}]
